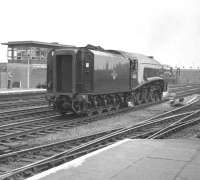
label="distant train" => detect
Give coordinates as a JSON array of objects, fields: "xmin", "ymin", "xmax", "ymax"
[{"xmin": 46, "ymin": 45, "xmax": 167, "ymax": 115}]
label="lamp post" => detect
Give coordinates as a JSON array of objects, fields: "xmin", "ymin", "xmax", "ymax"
[
  {"xmin": 27, "ymin": 48, "xmax": 30, "ymax": 89},
  {"xmin": 27, "ymin": 56, "xmax": 30, "ymax": 88}
]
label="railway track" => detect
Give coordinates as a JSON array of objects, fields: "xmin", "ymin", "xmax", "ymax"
[
  {"xmin": 0, "ymin": 93, "xmax": 45, "ymax": 102},
  {"xmin": 148, "ymin": 110, "xmax": 200, "ymax": 139},
  {"xmin": 2, "ymin": 86, "xmax": 197, "ymax": 141},
  {"xmin": 0, "ymin": 86, "xmax": 199, "ymax": 152},
  {"xmin": 0, "ymin": 98, "xmax": 166, "ymax": 154},
  {"xmin": 1, "ymin": 96, "xmax": 200, "ymax": 179},
  {"xmin": 0, "ymin": 99, "xmax": 47, "ymax": 110},
  {"xmin": 0, "ymin": 106, "xmax": 55, "ymax": 125},
  {"xmin": 0, "ymin": 129, "xmax": 120, "ymax": 174},
  {"xmin": 0, "ymin": 110, "xmax": 197, "ymax": 162},
  {"xmin": 0, "ymin": 84, "xmax": 199, "ymax": 179},
  {"xmin": 0, "ymin": 91, "xmax": 47, "ymax": 111}
]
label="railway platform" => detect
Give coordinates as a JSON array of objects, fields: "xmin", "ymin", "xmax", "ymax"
[
  {"xmin": 0, "ymin": 88, "xmax": 46, "ymax": 96},
  {"xmin": 28, "ymin": 138, "xmax": 200, "ymax": 180}
]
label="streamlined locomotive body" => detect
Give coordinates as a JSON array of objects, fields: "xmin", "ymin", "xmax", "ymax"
[{"xmin": 46, "ymin": 45, "xmax": 166, "ymax": 115}]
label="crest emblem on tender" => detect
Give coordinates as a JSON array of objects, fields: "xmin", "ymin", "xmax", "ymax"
[{"xmin": 111, "ymin": 70, "xmax": 118, "ymax": 80}]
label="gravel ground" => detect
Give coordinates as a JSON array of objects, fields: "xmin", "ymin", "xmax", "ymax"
[{"xmin": 11, "ymin": 94, "xmax": 198, "ymax": 149}]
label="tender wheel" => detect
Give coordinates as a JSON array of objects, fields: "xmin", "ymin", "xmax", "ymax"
[
  {"xmin": 58, "ymin": 108, "xmax": 66, "ymax": 116},
  {"xmin": 61, "ymin": 111, "xmax": 66, "ymax": 116},
  {"xmin": 73, "ymin": 102, "xmax": 82, "ymax": 114},
  {"xmin": 86, "ymin": 110, "xmax": 94, "ymax": 117}
]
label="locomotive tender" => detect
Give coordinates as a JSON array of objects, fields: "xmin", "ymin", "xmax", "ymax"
[{"xmin": 46, "ymin": 45, "xmax": 167, "ymax": 115}]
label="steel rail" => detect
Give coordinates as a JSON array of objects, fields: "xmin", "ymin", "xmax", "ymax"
[
  {"xmin": 0, "ymin": 89, "xmax": 199, "ymax": 179},
  {"xmin": 0, "ymin": 100, "xmax": 47, "ymax": 110},
  {"xmin": 0, "ymin": 105, "xmax": 50, "ymax": 115},
  {"xmin": 0, "ymin": 91, "xmax": 198, "ymax": 147},
  {"xmin": 151, "ymin": 117, "xmax": 200, "ymax": 139},
  {"xmin": 147, "ymin": 109, "xmax": 200, "ymax": 139},
  {"xmin": 0, "ymin": 97, "xmax": 169, "ymax": 143},
  {"xmin": 1, "ymin": 99, "xmax": 200, "ymax": 179},
  {"xmin": 0, "ymin": 97, "xmax": 196, "ymax": 159},
  {"xmin": 0, "ymin": 93, "xmax": 198, "ymax": 141},
  {"xmin": 0, "ymin": 110, "xmax": 194, "ymax": 155},
  {"xmin": 0, "ymin": 128, "xmax": 121, "ymax": 162}
]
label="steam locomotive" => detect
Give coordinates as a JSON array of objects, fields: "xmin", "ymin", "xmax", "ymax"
[{"xmin": 46, "ymin": 45, "xmax": 167, "ymax": 115}]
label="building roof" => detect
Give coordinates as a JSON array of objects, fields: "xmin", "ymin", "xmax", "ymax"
[{"xmin": 1, "ymin": 41, "xmax": 74, "ymax": 48}]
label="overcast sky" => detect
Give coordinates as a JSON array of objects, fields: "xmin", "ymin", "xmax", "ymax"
[{"xmin": 0, "ymin": 0, "xmax": 199, "ymax": 68}]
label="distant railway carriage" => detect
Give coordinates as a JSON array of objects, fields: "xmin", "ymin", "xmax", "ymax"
[{"xmin": 46, "ymin": 45, "xmax": 167, "ymax": 115}]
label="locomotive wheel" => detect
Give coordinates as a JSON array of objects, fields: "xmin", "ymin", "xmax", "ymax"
[
  {"xmin": 144, "ymin": 96, "xmax": 148, "ymax": 103},
  {"xmin": 113, "ymin": 104, "xmax": 120, "ymax": 111},
  {"xmin": 154, "ymin": 91, "xmax": 160, "ymax": 102},
  {"xmin": 107, "ymin": 105, "xmax": 114, "ymax": 112},
  {"xmin": 142, "ymin": 90, "xmax": 148, "ymax": 104},
  {"xmin": 148, "ymin": 91, "xmax": 155, "ymax": 103},
  {"xmin": 158, "ymin": 92, "xmax": 162, "ymax": 101},
  {"xmin": 135, "ymin": 92, "xmax": 142, "ymax": 105}
]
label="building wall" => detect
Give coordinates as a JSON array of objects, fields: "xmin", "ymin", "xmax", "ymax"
[
  {"xmin": 0, "ymin": 63, "xmax": 8, "ymax": 88},
  {"xmin": 7, "ymin": 63, "xmax": 46, "ymax": 88},
  {"xmin": 31, "ymin": 66, "xmax": 46, "ymax": 88},
  {"xmin": 0, "ymin": 72, "xmax": 8, "ymax": 88}
]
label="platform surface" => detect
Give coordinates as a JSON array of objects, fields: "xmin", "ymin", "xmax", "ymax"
[
  {"xmin": 0, "ymin": 88, "xmax": 46, "ymax": 95},
  {"xmin": 28, "ymin": 139, "xmax": 200, "ymax": 180}
]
